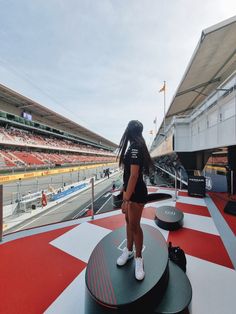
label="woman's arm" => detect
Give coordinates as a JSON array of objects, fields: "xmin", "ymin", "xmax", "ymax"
[{"xmin": 123, "ymin": 164, "xmax": 139, "ymax": 201}]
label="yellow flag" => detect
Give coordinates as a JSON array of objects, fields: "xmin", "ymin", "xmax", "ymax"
[{"xmin": 159, "ymin": 82, "xmax": 166, "ymax": 92}]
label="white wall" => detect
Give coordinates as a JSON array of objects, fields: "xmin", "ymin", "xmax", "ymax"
[{"xmin": 175, "ymin": 84, "xmax": 236, "ymax": 152}]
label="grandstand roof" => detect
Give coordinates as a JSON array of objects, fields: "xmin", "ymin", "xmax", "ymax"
[
  {"xmin": 166, "ymin": 15, "xmax": 236, "ymax": 123},
  {"xmin": 0, "ymin": 83, "xmax": 117, "ymax": 149}
]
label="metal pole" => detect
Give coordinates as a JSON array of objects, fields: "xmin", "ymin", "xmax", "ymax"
[
  {"xmin": 0, "ymin": 185, "xmax": 3, "ymax": 242},
  {"xmin": 231, "ymin": 170, "xmax": 233, "ymax": 195},
  {"xmin": 17, "ymin": 181, "xmax": 20, "ymax": 202},
  {"xmin": 163, "ymin": 81, "xmax": 166, "ymax": 134},
  {"xmin": 19, "ymin": 179, "xmax": 22, "ymax": 201},
  {"xmin": 174, "ymin": 169, "xmax": 178, "ymax": 201},
  {"xmin": 180, "ymin": 170, "xmax": 182, "ymax": 190},
  {"xmin": 91, "ymin": 177, "xmax": 95, "ymax": 220}
]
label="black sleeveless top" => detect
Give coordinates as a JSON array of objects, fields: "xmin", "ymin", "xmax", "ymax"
[{"xmin": 123, "ymin": 142, "xmax": 147, "ymax": 203}]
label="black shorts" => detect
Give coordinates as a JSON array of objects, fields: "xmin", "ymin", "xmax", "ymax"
[{"xmin": 125, "ymin": 181, "xmax": 147, "ymax": 204}]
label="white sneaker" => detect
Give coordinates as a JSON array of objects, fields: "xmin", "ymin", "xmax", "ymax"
[
  {"xmin": 117, "ymin": 247, "xmax": 134, "ymax": 266},
  {"xmin": 135, "ymin": 257, "xmax": 145, "ymax": 280}
]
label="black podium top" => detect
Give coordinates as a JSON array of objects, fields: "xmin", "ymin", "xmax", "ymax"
[
  {"xmin": 156, "ymin": 206, "xmax": 184, "ymax": 224},
  {"xmin": 85, "ymin": 224, "xmax": 169, "ymax": 309},
  {"xmin": 155, "ymin": 206, "xmax": 184, "ymax": 231}
]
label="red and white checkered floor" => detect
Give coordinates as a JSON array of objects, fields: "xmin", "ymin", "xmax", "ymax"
[{"xmin": 0, "ymin": 187, "xmax": 236, "ymax": 314}]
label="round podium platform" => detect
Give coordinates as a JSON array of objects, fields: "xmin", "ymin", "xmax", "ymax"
[
  {"xmin": 85, "ymin": 224, "xmax": 169, "ymax": 313},
  {"xmin": 147, "ymin": 193, "xmax": 172, "ymax": 203},
  {"xmin": 155, "ymin": 206, "xmax": 184, "ymax": 231},
  {"xmin": 154, "ymin": 260, "xmax": 192, "ymax": 314}
]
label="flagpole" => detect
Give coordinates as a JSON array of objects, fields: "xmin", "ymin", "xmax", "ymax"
[
  {"xmin": 148, "ymin": 130, "xmax": 153, "ymax": 149},
  {"xmin": 158, "ymin": 81, "xmax": 166, "ymax": 135},
  {"xmin": 153, "ymin": 117, "xmax": 157, "ymax": 136},
  {"xmin": 163, "ymin": 80, "xmax": 166, "ymax": 134}
]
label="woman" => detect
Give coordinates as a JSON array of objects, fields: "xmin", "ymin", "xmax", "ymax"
[{"xmin": 116, "ymin": 120, "xmax": 153, "ymax": 280}]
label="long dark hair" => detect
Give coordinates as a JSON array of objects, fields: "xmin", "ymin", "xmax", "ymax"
[{"xmin": 117, "ymin": 120, "xmax": 153, "ymax": 175}]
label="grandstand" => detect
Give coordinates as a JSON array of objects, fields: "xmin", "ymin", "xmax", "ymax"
[{"xmin": 0, "ymin": 83, "xmax": 117, "ymax": 172}]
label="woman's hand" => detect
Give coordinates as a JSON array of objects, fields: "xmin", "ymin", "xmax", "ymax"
[{"xmin": 121, "ymin": 200, "xmax": 129, "ymax": 214}]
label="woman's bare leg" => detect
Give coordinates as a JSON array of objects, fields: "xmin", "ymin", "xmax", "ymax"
[
  {"xmin": 128, "ymin": 202, "xmax": 144, "ymax": 257},
  {"xmin": 125, "ymin": 208, "xmax": 134, "ymax": 251}
]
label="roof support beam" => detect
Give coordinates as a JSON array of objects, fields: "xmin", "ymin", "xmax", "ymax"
[
  {"xmin": 18, "ymin": 104, "xmax": 34, "ymax": 109},
  {"xmin": 176, "ymin": 77, "xmax": 221, "ymax": 97}
]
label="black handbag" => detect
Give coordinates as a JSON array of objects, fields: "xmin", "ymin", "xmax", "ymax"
[{"xmin": 168, "ymin": 242, "xmax": 187, "ymax": 272}]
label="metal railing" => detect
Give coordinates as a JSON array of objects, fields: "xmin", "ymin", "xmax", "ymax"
[{"xmin": 0, "ymin": 166, "xmax": 120, "ymax": 239}]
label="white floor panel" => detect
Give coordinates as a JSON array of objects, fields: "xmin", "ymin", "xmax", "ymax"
[
  {"xmin": 146, "ymin": 199, "xmax": 176, "ymax": 208},
  {"xmin": 183, "ymin": 213, "xmax": 219, "ymax": 235},
  {"xmin": 186, "ymin": 255, "xmax": 236, "ymax": 314},
  {"xmin": 45, "ymin": 269, "xmax": 86, "ymax": 314},
  {"xmin": 177, "ymin": 195, "xmax": 206, "ymax": 207},
  {"xmin": 50, "ymin": 222, "xmax": 111, "ymax": 262},
  {"xmin": 157, "ymin": 188, "xmax": 176, "ymax": 195}
]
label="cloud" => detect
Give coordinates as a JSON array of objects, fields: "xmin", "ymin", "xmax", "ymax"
[{"xmin": 0, "ymin": 0, "xmax": 236, "ymax": 144}]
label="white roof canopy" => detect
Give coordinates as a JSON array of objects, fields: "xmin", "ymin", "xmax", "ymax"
[{"xmin": 166, "ymin": 15, "xmax": 236, "ymax": 123}]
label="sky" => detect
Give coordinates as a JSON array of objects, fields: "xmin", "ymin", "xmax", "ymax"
[{"xmin": 0, "ymin": 0, "xmax": 236, "ymax": 146}]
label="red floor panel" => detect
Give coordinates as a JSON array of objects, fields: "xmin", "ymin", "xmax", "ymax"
[
  {"xmin": 168, "ymin": 227, "xmax": 234, "ymax": 269},
  {"xmin": 142, "ymin": 206, "xmax": 156, "ymax": 220},
  {"xmin": 209, "ymin": 192, "xmax": 236, "ymax": 236},
  {"xmin": 0, "ymin": 226, "xmax": 87, "ymax": 314},
  {"xmin": 178, "ymin": 191, "xmax": 189, "ymax": 197},
  {"xmin": 176, "ymin": 202, "xmax": 211, "ymax": 217},
  {"xmin": 91, "ymin": 207, "xmax": 157, "ymax": 229},
  {"xmin": 147, "ymin": 187, "xmax": 159, "ymax": 192},
  {"xmin": 90, "ymin": 214, "xmax": 126, "ymax": 230}
]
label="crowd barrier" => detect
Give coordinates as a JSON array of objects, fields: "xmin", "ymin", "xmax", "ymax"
[{"xmin": 51, "ymin": 183, "xmax": 87, "ymax": 201}]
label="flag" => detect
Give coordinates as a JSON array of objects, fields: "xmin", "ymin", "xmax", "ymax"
[
  {"xmin": 153, "ymin": 117, "xmax": 157, "ymax": 124},
  {"xmin": 159, "ymin": 82, "xmax": 166, "ymax": 92}
]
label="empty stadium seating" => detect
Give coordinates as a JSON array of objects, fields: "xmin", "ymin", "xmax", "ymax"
[{"xmin": 0, "ymin": 126, "xmax": 116, "ymax": 170}]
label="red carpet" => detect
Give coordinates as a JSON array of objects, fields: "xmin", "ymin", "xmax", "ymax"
[
  {"xmin": 90, "ymin": 213, "xmax": 126, "ymax": 230},
  {"xmin": 0, "ymin": 226, "xmax": 86, "ymax": 314},
  {"xmin": 178, "ymin": 191, "xmax": 189, "ymax": 197},
  {"xmin": 209, "ymin": 192, "xmax": 236, "ymax": 236},
  {"xmin": 1, "ymin": 191, "xmax": 235, "ymax": 313},
  {"xmin": 91, "ymin": 207, "xmax": 158, "ymax": 228},
  {"xmin": 168, "ymin": 227, "xmax": 234, "ymax": 269},
  {"xmin": 147, "ymin": 187, "xmax": 158, "ymax": 192},
  {"xmin": 176, "ymin": 202, "xmax": 211, "ymax": 217},
  {"xmin": 142, "ymin": 206, "xmax": 156, "ymax": 220}
]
